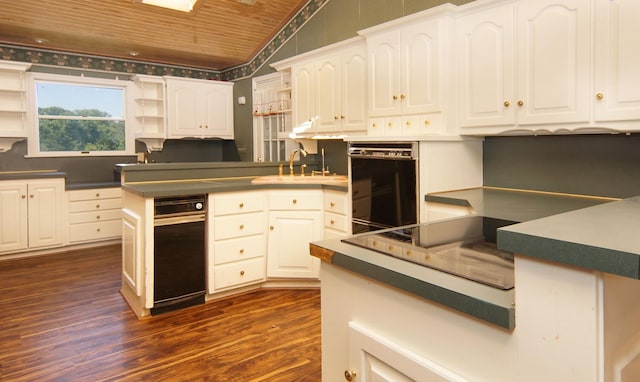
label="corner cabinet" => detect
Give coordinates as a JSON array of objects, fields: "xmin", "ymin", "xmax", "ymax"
[
  {"xmin": 267, "ymin": 190, "xmax": 322, "ymax": 279},
  {"xmin": 165, "ymin": 76, "xmax": 234, "ymax": 139},
  {"xmin": 457, "ymin": 0, "xmax": 591, "ymax": 134},
  {"xmin": 0, "ymin": 178, "xmax": 64, "ymax": 255},
  {"xmin": 132, "ymin": 75, "xmax": 166, "ymax": 150}
]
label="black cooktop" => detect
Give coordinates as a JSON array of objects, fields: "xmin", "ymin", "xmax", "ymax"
[{"xmin": 342, "ymin": 216, "xmax": 518, "ymax": 289}]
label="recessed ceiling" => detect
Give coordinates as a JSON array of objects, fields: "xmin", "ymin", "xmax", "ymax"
[{"xmin": 0, "ymin": 0, "xmax": 308, "ymax": 71}]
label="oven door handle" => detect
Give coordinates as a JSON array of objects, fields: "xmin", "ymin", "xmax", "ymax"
[{"xmin": 154, "ymin": 214, "xmax": 206, "ymax": 226}]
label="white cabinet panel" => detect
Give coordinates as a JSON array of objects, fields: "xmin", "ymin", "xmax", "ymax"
[
  {"xmin": 165, "ymin": 77, "xmax": 234, "ymax": 139},
  {"xmin": 0, "ymin": 179, "xmax": 64, "ymax": 254},
  {"xmin": 458, "ymin": 0, "xmax": 591, "ymax": 134},
  {"xmin": 594, "ymin": 0, "xmax": 640, "ymax": 122}
]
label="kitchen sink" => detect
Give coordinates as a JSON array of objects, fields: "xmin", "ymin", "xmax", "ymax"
[{"xmin": 251, "ymin": 174, "xmax": 348, "ymax": 184}]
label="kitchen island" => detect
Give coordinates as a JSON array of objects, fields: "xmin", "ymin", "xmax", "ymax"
[
  {"xmin": 117, "ymin": 162, "xmax": 349, "ymax": 318},
  {"xmin": 312, "ymin": 189, "xmax": 640, "ymax": 381}
]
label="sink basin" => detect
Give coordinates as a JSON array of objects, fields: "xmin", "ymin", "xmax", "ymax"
[{"xmin": 251, "ymin": 174, "xmax": 348, "ymax": 184}]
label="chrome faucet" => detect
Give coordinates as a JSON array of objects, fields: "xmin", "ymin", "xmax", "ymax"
[{"xmin": 289, "ymin": 148, "xmax": 307, "ymax": 175}]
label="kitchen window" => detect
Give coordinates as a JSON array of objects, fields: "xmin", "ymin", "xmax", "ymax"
[{"xmin": 27, "ymin": 73, "xmax": 135, "ymax": 157}]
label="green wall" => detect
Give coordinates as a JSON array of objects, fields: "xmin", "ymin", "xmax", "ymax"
[{"xmin": 233, "ymin": 0, "xmax": 475, "ymax": 161}]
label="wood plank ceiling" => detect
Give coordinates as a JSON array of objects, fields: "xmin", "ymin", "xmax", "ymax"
[{"xmin": 0, "ymin": 0, "xmax": 308, "ymax": 70}]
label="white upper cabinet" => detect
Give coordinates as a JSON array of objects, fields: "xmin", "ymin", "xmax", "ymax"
[
  {"xmin": 361, "ymin": 6, "xmax": 455, "ymax": 137},
  {"xmin": 594, "ymin": 0, "xmax": 640, "ymax": 122},
  {"xmin": 365, "ymin": 18, "xmax": 444, "ymax": 117},
  {"xmin": 457, "ymin": 4, "xmax": 516, "ymax": 128},
  {"xmin": 291, "ymin": 61, "xmax": 316, "ymax": 129},
  {"xmin": 516, "ymin": 0, "xmax": 590, "ymax": 126},
  {"xmin": 458, "ymin": 0, "xmax": 591, "ymax": 134},
  {"xmin": 315, "ymin": 44, "xmax": 367, "ymax": 134},
  {"xmin": 165, "ymin": 76, "xmax": 234, "ymax": 139},
  {"xmin": 282, "ymin": 38, "xmax": 367, "ymax": 137}
]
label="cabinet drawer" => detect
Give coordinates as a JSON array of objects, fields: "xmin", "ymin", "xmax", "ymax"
[
  {"xmin": 68, "ymin": 187, "xmax": 121, "ymax": 201},
  {"xmin": 213, "ymin": 212, "xmax": 265, "ymax": 240},
  {"xmin": 68, "ymin": 220, "xmax": 121, "ymax": 243},
  {"xmin": 211, "ymin": 191, "xmax": 265, "ymax": 216},
  {"xmin": 324, "ymin": 190, "xmax": 348, "ymax": 215},
  {"xmin": 324, "ymin": 212, "xmax": 349, "ymax": 232},
  {"xmin": 68, "ymin": 198, "xmax": 121, "ymax": 213},
  {"xmin": 212, "ymin": 257, "xmax": 265, "ymax": 291},
  {"xmin": 269, "ymin": 191, "xmax": 322, "ymax": 211},
  {"xmin": 212, "ymin": 234, "xmax": 265, "ymax": 265},
  {"xmin": 68, "ymin": 209, "xmax": 122, "ymax": 224}
]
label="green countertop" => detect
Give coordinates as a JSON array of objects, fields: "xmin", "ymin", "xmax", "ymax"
[
  {"xmin": 121, "ymin": 176, "xmax": 347, "ymax": 198},
  {"xmin": 428, "ymin": 187, "xmax": 638, "ymax": 280},
  {"xmin": 312, "ymin": 237, "xmax": 516, "ymax": 330},
  {"xmin": 498, "ymin": 196, "xmax": 640, "ymax": 280}
]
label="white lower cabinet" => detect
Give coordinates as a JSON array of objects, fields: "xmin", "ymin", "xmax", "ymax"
[
  {"xmin": 267, "ymin": 190, "xmax": 322, "ymax": 279},
  {"xmin": 348, "ymin": 322, "xmax": 467, "ymax": 382},
  {"xmin": 208, "ymin": 191, "xmax": 267, "ymax": 293},
  {"xmin": 67, "ymin": 187, "xmax": 122, "ymax": 244},
  {"xmin": 323, "ymin": 189, "xmax": 350, "ymax": 239},
  {"xmin": 0, "ymin": 179, "xmax": 64, "ymax": 254}
]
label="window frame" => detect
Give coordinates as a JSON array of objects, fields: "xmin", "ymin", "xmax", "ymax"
[{"xmin": 26, "ymin": 72, "xmax": 135, "ymax": 157}]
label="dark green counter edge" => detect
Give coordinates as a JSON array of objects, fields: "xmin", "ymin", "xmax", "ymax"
[
  {"xmin": 331, "ymin": 252, "xmax": 515, "ymax": 330},
  {"xmin": 498, "ymin": 230, "xmax": 640, "ymax": 279}
]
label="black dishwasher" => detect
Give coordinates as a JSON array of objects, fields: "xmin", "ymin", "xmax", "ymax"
[{"xmin": 151, "ymin": 195, "xmax": 206, "ymax": 316}]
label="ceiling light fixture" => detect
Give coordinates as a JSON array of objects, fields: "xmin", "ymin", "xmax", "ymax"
[{"xmin": 139, "ymin": 0, "xmax": 197, "ymax": 12}]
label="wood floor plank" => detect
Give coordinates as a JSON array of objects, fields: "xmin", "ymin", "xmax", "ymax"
[{"xmin": 0, "ymin": 245, "xmax": 321, "ymax": 381}]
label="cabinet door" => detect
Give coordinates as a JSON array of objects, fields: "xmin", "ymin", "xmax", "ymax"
[
  {"xmin": 292, "ymin": 62, "xmax": 316, "ymax": 128},
  {"xmin": 315, "ymin": 55, "xmax": 341, "ymax": 133},
  {"xmin": 267, "ymin": 210, "xmax": 322, "ymax": 278},
  {"xmin": 368, "ymin": 31, "xmax": 402, "ymax": 117},
  {"xmin": 401, "ymin": 20, "xmax": 443, "ymax": 115},
  {"xmin": 0, "ymin": 182, "xmax": 28, "ymax": 253},
  {"xmin": 166, "ymin": 81, "xmax": 201, "ymax": 138},
  {"xmin": 202, "ymin": 83, "xmax": 234, "ymax": 139},
  {"xmin": 457, "ymin": 4, "xmax": 516, "ymax": 128},
  {"xmin": 516, "ymin": 0, "xmax": 590, "ymax": 125},
  {"xmin": 594, "ymin": 0, "xmax": 640, "ymax": 122},
  {"xmin": 341, "ymin": 46, "xmax": 368, "ymax": 132},
  {"xmin": 27, "ymin": 180, "xmax": 64, "ymax": 248}
]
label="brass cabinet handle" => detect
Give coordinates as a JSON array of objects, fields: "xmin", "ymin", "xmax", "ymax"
[
  {"xmin": 334, "ymin": 115, "xmax": 339, "ymax": 120},
  {"xmin": 330, "ymin": 202, "xmax": 335, "ymax": 207},
  {"xmin": 405, "ymin": 120, "xmax": 411, "ymax": 126},
  {"xmin": 30, "ymin": 194, "xmax": 34, "ymax": 198},
  {"xmin": 96, "ymin": 215, "xmax": 101, "ymax": 220},
  {"xmin": 400, "ymin": 93, "xmax": 406, "ymax": 100},
  {"xmin": 504, "ymin": 101, "xmax": 510, "ymax": 107},
  {"xmin": 239, "ymin": 224, "xmax": 244, "ymax": 230},
  {"xmin": 95, "ymin": 193, "xmax": 100, "ymax": 197},
  {"xmin": 596, "ymin": 93, "xmax": 604, "ymax": 100},
  {"xmin": 344, "ymin": 370, "xmax": 357, "ymax": 381},
  {"xmin": 21, "ymin": 195, "xmax": 26, "ymax": 199},
  {"xmin": 340, "ymin": 115, "xmax": 345, "ymax": 119},
  {"xmin": 330, "ymin": 220, "xmax": 335, "ymax": 225},
  {"xmin": 239, "ymin": 202, "xmax": 244, "ymax": 208},
  {"xmin": 517, "ymin": 100, "xmax": 524, "ymax": 107},
  {"xmin": 239, "ymin": 248, "xmax": 245, "ymax": 254},
  {"xmin": 240, "ymin": 270, "xmax": 245, "ymax": 276},
  {"xmin": 96, "ymin": 204, "xmax": 100, "ymax": 209},
  {"xmin": 96, "ymin": 228, "xmax": 101, "ymax": 232},
  {"xmin": 269, "ymin": 225, "xmax": 274, "ymax": 231},
  {"xmin": 371, "ymin": 122, "xmax": 377, "ymax": 128},
  {"xmin": 423, "ymin": 119, "xmax": 430, "ymax": 126},
  {"xmin": 292, "ymin": 199, "xmax": 297, "ymax": 205},
  {"xmin": 392, "ymin": 95, "xmax": 398, "ymax": 100}
]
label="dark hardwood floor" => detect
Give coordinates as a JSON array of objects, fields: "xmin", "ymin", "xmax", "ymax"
[{"xmin": 0, "ymin": 245, "xmax": 321, "ymax": 381}]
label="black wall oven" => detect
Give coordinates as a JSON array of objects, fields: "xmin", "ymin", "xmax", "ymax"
[{"xmin": 349, "ymin": 142, "xmax": 418, "ymax": 234}]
